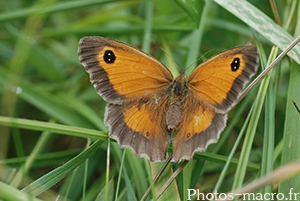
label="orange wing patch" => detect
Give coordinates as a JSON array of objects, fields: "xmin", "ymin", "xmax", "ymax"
[
  {"xmin": 123, "ymin": 104, "xmax": 159, "ymax": 139},
  {"xmin": 96, "ymin": 46, "xmax": 172, "ymax": 99},
  {"xmin": 172, "ymin": 95, "xmax": 227, "ymax": 162},
  {"xmin": 189, "ymin": 55, "xmax": 244, "ymax": 104},
  {"xmin": 188, "ymin": 46, "xmax": 258, "ymax": 113},
  {"xmin": 105, "ymin": 93, "xmax": 171, "ymax": 161},
  {"xmin": 79, "ymin": 36, "xmax": 173, "ymax": 104}
]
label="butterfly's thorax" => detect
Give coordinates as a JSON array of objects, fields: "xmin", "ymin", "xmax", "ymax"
[{"xmin": 166, "ymin": 74, "xmax": 189, "ymax": 130}]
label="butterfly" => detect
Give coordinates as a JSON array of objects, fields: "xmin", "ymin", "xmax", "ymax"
[{"xmin": 78, "ymin": 36, "xmax": 259, "ymax": 162}]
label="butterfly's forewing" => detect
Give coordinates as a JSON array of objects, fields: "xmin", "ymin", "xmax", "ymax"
[
  {"xmin": 78, "ymin": 36, "xmax": 173, "ymax": 161},
  {"xmin": 78, "ymin": 36, "xmax": 173, "ymax": 104},
  {"xmin": 188, "ymin": 45, "xmax": 259, "ymax": 113},
  {"xmin": 172, "ymin": 45, "xmax": 259, "ymax": 162}
]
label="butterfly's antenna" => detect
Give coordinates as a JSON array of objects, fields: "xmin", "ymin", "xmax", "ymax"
[
  {"xmin": 184, "ymin": 49, "xmax": 217, "ymax": 73},
  {"xmin": 159, "ymin": 47, "xmax": 181, "ymax": 73}
]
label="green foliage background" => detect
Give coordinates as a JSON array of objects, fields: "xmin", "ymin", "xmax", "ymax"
[{"xmin": 0, "ymin": 0, "xmax": 300, "ymax": 200}]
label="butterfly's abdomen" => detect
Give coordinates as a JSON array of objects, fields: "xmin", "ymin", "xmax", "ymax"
[
  {"xmin": 166, "ymin": 74, "xmax": 189, "ymax": 130},
  {"xmin": 166, "ymin": 99, "xmax": 181, "ymax": 130}
]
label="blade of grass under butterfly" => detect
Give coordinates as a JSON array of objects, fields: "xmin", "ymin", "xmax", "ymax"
[
  {"xmin": 112, "ymin": 144, "xmax": 137, "ymax": 201},
  {"xmin": 213, "ymin": 105, "xmax": 253, "ymax": 193},
  {"xmin": 0, "ymin": 181, "xmax": 43, "ymax": 201},
  {"xmin": 193, "ymin": 151, "xmax": 259, "ymax": 171},
  {"xmin": 0, "ymin": 69, "xmax": 98, "ymax": 129},
  {"xmin": 150, "ymin": 160, "xmax": 181, "ymax": 201},
  {"xmin": 57, "ymin": 93, "xmax": 106, "ymax": 131},
  {"xmin": 279, "ymin": 59, "xmax": 300, "ymax": 195},
  {"xmin": 259, "ymin": 70, "xmax": 275, "ymax": 195},
  {"xmin": 125, "ymin": 150, "xmax": 148, "ymax": 198},
  {"xmin": 96, "ymin": 177, "xmax": 114, "ymax": 201},
  {"xmin": 0, "ymin": 116, "xmax": 107, "ymax": 140},
  {"xmin": 155, "ymin": 160, "xmax": 189, "ymax": 200},
  {"xmin": 114, "ymin": 148, "xmax": 125, "ymax": 201},
  {"xmin": 222, "ymin": 160, "xmax": 300, "ymax": 201},
  {"xmin": 213, "ymin": 0, "xmax": 300, "ymax": 65},
  {"xmin": 0, "ymin": 150, "xmax": 80, "ymax": 167},
  {"xmin": 279, "ymin": 4, "xmax": 300, "ymax": 195},
  {"xmin": 141, "ymin": 155, "xmax": 173, "ymax": 201},
  {"xmin": 22, "ymin": 140, "xmax": 102, "ymax": 196},
  {"xmin": 105, "ymin": 138, "xmax": 110, "ymax": 201},
  {"xmin": 10, "ymin": 129, "xmax": 52, "ymax": 188}
]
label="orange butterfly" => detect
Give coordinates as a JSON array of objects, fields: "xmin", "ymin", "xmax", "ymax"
[{"xmin": 78, "ymin": 37, "xmax": 259, "ymax": 162}]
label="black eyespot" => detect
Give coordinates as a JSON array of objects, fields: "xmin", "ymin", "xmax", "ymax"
[
  {"xmin": 146, "ymin": 132, "xmax": 150, "ymax": 137},
  {"xmin": 103, "ymin": 50, "xmax": 116, "ymax": 64},
  {"xmin": 187, "ymin": 133, "xmax": 191, "ymax": 138},
  {"xmin": 231, "ymin": 58, "xmax": 240, "ymax": 71}
]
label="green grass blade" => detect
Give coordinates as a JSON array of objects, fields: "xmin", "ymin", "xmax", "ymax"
[
  {"xmin": 114, "ymin": 149, "xmax": 125, "ymax": 201},
  {"xmin": 0, "ymin": 0, "xmax": 123, "ymax": 23},
  {"xmin": 148, "ymin": 160, "xmax": 181, "ymax": 201},
  {"xmin": 232, "ymin": 46, "xmax": 278, "ymax": 190},
  {"xmin": 0, "ymin": 150, "xmax": 80, "ymax": 167},
  {"xmin": 0, "ymin": 181, "xmax": 43, "ymax": 201},
  {"xmin": 260, "ymin": 76, "xmax": 275, "ymax": 195},
  {"xmin": 278, "ymin": 1, "xmax": 300, "ymax": 196},
  {"xmin": 174, "ymin": 0, "xmax": 205, "ymax": 26},
  {"xmin": 96, "ymin": 177, "xmax": 114, "ymax": 201},
  {"xmin": 213, "ymin": 0, "xmax": 300, "ymax": 65},
  {"xmin": 279, "ymin": 62, "xmax": 300, "ymax": 195},
  {"xmin": 22, "ymin": 140, "xmax": 102, "ymax": 196},
  {"xmin": 0, "ymin": 68, "xmax": 98, "ymax": 128},
  {"xmin": 0, "ymin": 116, "xmax": 107, "ymax": 140},
  {"xmin": 10, "ymin": 129, "xmax": 52, "ymax": 188},
  {"xmin": 57, "ymin": 93, "xmax": 106, "ymax": 130},
  {"xmin": 213, "ymin": 104, "xmax": 253, "ymax": 193},
  {"xmin": 4, "ymin": 23, "xmax": 65, "ymax": 82},
  {"xmin": 184, "ymin": 0, "xmax": 209, "ymax": 76},
  {"xmin": 126, "ymin": 151, "xmax": 148, "ymax": 198},
  {"xmin": 17, "ymin": 83, "xmax": 96, "ymax": 128},
  {"xmin": 141, "ymin": 0, "xmax": 153, "ymax": 53}
]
